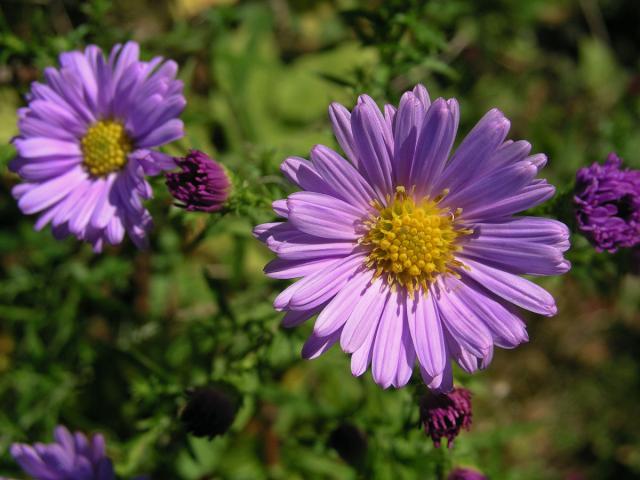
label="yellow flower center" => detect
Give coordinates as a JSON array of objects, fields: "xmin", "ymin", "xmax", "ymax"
[
  {"xmin": 361, "ymin": 187, "xmax": 469, "ymax": 295},
  {"xmin": 81, "ymin": 120, "xmax": 132, "ymax": 177}
]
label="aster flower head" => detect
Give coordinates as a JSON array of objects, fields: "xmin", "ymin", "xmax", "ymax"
[
  {"xmin": 166, "ymin": 150, "xmax": 231, "ymax": 212},
  {"xmin": 574, "ymin": 152, "xmax": 640, "ymax": 252},
  {"xmin": 10, "ymin": 425, "xmax": 115, "ymax": 480},
  {"xmin": 254, "ymin": 84, "xmax": 570, "ymax": 391},
  {"xmin": 10, "ymin": 41, "xmax": 185, "ymax": 252},
  {"xmin": 420, "ymin": 387, "xmax": 472, "ymax": 448},
  {"xmin": 448, "ymin": 468, "xmax": 488, "ymax": 480}
]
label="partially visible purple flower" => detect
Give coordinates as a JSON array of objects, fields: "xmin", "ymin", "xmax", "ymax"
[
  {"xmin": 166, "ymin": 150, "xmax": 230, "ymax": 212},
  {"xmin": 420, "ymin": 387, "xmax": 472, "ymax": 448},
  {"xmin": 10, "ymin": 41, "xmax": 185, "ymax": 252},
  {"xmin": 574, "ymin": 152, "xmax": 640, "ymax": 252},
  {"xmin": 448, "ymin": 467, "xmax": 487, "ymax": 480},
  {"xmin": 10, "ymin": 425, "xmax": 115, "ymax": 480}
]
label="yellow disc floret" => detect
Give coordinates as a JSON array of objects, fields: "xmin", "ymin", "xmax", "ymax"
[
  {"xmin": 81, "ymin": 120, "xmax": 132, "ymax": 177},
  {"xmin": 361, "ymin": 187, "xmax": 470, "ymax": 296}
]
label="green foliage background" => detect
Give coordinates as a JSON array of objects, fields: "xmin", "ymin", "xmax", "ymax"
[{"xmin": 0, "ymin": 0, "xmax": 639, "ymax": 479}]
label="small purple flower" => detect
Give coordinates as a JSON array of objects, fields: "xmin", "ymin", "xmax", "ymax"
[
  {"xmin": 420, "ymin": 387, "xmax": 472, "ymax": 448},
  {"xmin": 10, "ymin": 425, "xmax": 115, "ymax": 480},
  {"xmin": 166, "ymin": 150, "xmax": 230, "ymax": 212},
  {"xmin": 448, "ymin": 467, "xmax": 487, "ymax": 480},
  {"xmin": 10, "ymin": 42, "xmax": 185, "ymax": 252},
  {"xmin": 574, "ymin": 152, "xmax": 640, "ymax": 252},
  {"xmin": 254, "ymin": 84, "xmax": 570, "ymax": 391}
]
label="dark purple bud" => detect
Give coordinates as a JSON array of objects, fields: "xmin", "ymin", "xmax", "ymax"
[
  {"xmin": 166, "ymin": 150, "xmax": 231, "ymax": 212},
  {"xmin": 420, "ymin": 387, "xmax": 472, "ymax": 448},
  {"xmin": 328, "ymin": 422, "xmax": 368, "ymax": 466},
  {"xmin": 180, "ymin": 386, "xmax": 238, "ymax": 439},
  {"xmin": 574, "ymin": 153, "xmax": 640, "ymax": 252},
  {"xmin": 448, "ymin": 467, "xmax": 488, "ymax": 480}
]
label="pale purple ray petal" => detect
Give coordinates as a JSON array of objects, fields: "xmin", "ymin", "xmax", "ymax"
[
  {"xmin": 442, "ymin": 161, "xmax": 537, "ymax": 211},
  {"xmin": 328, "ymin": 102, "xmax": 358, "ymax": 167},
  {"xmin": 393, "ymin": 91, "xmax": 425, "ymax": 186},
  {"xmin": 288, "ymin": 254, "xmax": 366, "ymax": 310},
  {"xmin": 14, "ymin": 157, "xmax": 80, "ymax": 181},
  {"xmin": 106, "ymin": 216, "xmax": 125, "ymax": 245},
  {"xmin": 264, "ymin": 257, "xmax": 340, "ymax": 280},
  {"xmin": 461, "ymin": 258, "xmax": 557, "ymax": 316},
  {"xmin": 280, "ymin": 156, "xmax": 336, "ymax": 195},
  {"xmin": 253, "ymin": 221, "xmax": 287, "ymax": 243},
  {"xmin": 350, "ymin": 318, "xmax": 379, "ymax": 376},
  {"xmin": 282, "ymin": 306, "xmax": 324, "ymax": 328},
  {"xmin": 14, "ymin": 137, "xmax": 81, "ymax": 159},
  {"xmin": 90, "ymin": 174, "xmax": 118, "ymax": 229},
  {"xmin": 314, "ymin": 269, "xmax": 373, "ymax": 336},
  {"xmin": 53, "ymin": 426, "xmax": 75, "ymax": 454},
  {"xmin": 458, "ymin": 238, "xmax": 570, "ymax": 276},
  {"xmin": 447, "ymin": 275, "xmax": 528, "ymax": 348},
  {"xmin": 302, "ymin": 330, "xmax": 341, "ymax": 359},
  {"xmin": 272, "ymin": 199, "xmax": 288, "ymax": 218},
  {"xmin": 461, "ymin": 180, "xmax": 556, "ymax": 220},
  {"xmin": 135, "ymin": 118, "xmax": 184, "ymax": 148},
  {"xmin": 267, "ymin": 233, "xmax": 356, "ymax": 260},
  {"xmin": 10, "ymin": 444, "xmax": 58, "ymax": 480},
  {"xmin": 19, "ymin": 115, "xmax": 78, "ymax": 141},
  {"xmin": 69, "ymin": 181, "xmax": 104, "ymax": 235},
  {"xmin": 412, "ymin": 84, "xmax": 431, "ymax": 108},
  {"xmin": 471, "ymin": 217, "xmax": 570, "ymax": 251},
  {"xmin": 434, "ymin": 278, "xmax": 493, "ymax": 358},
  {"xmin": 340, "ymin": 277, "xmax": 389, "ymax": 353},
  {"xmin": 310, "ymin": 145, "xmax": 377, "ymax": 209},
  {"xmin": 27, "ymin": 99, "xmax": 87, "ymax": 136},
  {"xmin": 393, "ymin": 314, "xmax": 416, "ymax": 388},
  {"xmin": 408, "ymin": 290, "xmax": 447, "ymax": 377},
  {"xmin": 372, "ymin": 292, "xmax": 405, "ymax": 388},
  {"xmin": 51, "ymin": 179, "xmax": 92, "ymax": 226},
  {"xmin": 434, "ymin": 108, "xmax": 510, "ymax": 194},
  {"xmin": 351, "ymin": 98, "xmax": 394, "ymax": 198},
  {"xmin": 411, "ymin": 98, "xmax": 459, "ymax": 197},
  {"xmin": 287, "ymin": 192, "xmax": 364, "ymax": 240},
  {"xmin": 17, "ymin": 166, "xmax": 86, "ymax": 215},
  {"xmin": 420, "ymin": 359, "xmax": 453, "ymax": 393}
]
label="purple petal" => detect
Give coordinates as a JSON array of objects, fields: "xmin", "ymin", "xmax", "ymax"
[
  {"xmin": 288, "ymin": 254, "xmax": 366, "ymax": 310},
  {"xmin": 14, "ymin": 137, "xmax": 81, "ymax": 159},
  {"xmin": 287, "ymin": 192, "xmax": 364, "ymax": 240},
  {"xmin": 408, "ymin": 291, "xmax": 447, "ymax": 377},
  {"xmin": 310, "ymin": 145, "xmax": 377, "ymax": 209},
  {"xmin": 314, "ymin": 269, "xmax": 373, "ymax": 336},
  {"xmin": 434, "ymin": 108, "xmax": 510, "ymax": 195},
  {"xmin": 328, "ymin": 102, "xmax": 358, "ymax": 167},
  {"xmin": 17, "ymin": 166, "xmax": 87, "ymax": 215},
  {"xmin": 351, "ymin": 97, "xmax": 394, "ymax": 198},
  {"xmin": 302, "ymin": 330, "xmax": 341, "ymax": 359},
  {"xmin": 340, "ymin": 277, "xmax": 389, "ymax": 353},
  {"xmin": 461, "ymin": 258, "xmax": 557, "ymax": 316}
]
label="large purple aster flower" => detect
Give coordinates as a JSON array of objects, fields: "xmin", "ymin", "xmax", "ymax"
[
  {"xmin": 10, "ymin": 425, "xmax": 115, "ymax": 480},
  {"xmin": 254, "ymin": 85, "xmax": 570, "ymax": 391},
  {"xmin": 574, "ymin": 152, "xmax": 640, "ymax": 252},
  {"xmin": 10, "ymin": 42, "xmax": 185, "ymax": 252}
]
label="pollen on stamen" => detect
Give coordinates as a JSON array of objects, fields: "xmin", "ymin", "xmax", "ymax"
[
  {"xmin": 361, "ymin": 186, "xmax": 470, "ymax": 295},
  {"xmin": 81, "ymin": 120, "xmax": 132, "ymax": 177}
]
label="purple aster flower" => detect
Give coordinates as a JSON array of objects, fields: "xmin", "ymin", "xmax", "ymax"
[
  {"xmin": 574, "ymin": 152, "xmax": 640, "ymax": 252},
  {"xmin": 448, "ymin": 468, "xmax": 487, "ymax": 480},
  {"xmin": 254, "ymin": 84, "xmax": 570, "ymax": 390},
  {"xmin": 10, "ymin": 42, "xmax": 185, "ymax": 252},
  {"xmin": 420, "ymin": 387, "xmax": 472, "ymax": 448},
  {"xmin": 10, "ymin": 425, "xmax": 115, "ymax": 480},
  {"xmin": 165, "ymin": 150, "xmax": 231, "ymax": 212}
]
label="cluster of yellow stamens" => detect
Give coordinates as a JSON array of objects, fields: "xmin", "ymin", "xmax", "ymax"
[
  {"xmin": 81, "ymin": 120, "xmax": 132, "ymax": 177},
  {"xmin": 361, "ymin": 186, "xmax": 470, "ymax": 296}
]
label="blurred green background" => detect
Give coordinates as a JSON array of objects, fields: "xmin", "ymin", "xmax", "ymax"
[{"xmin": 0, "ymin": 0, "xmax": 639, "ymax": 479}]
